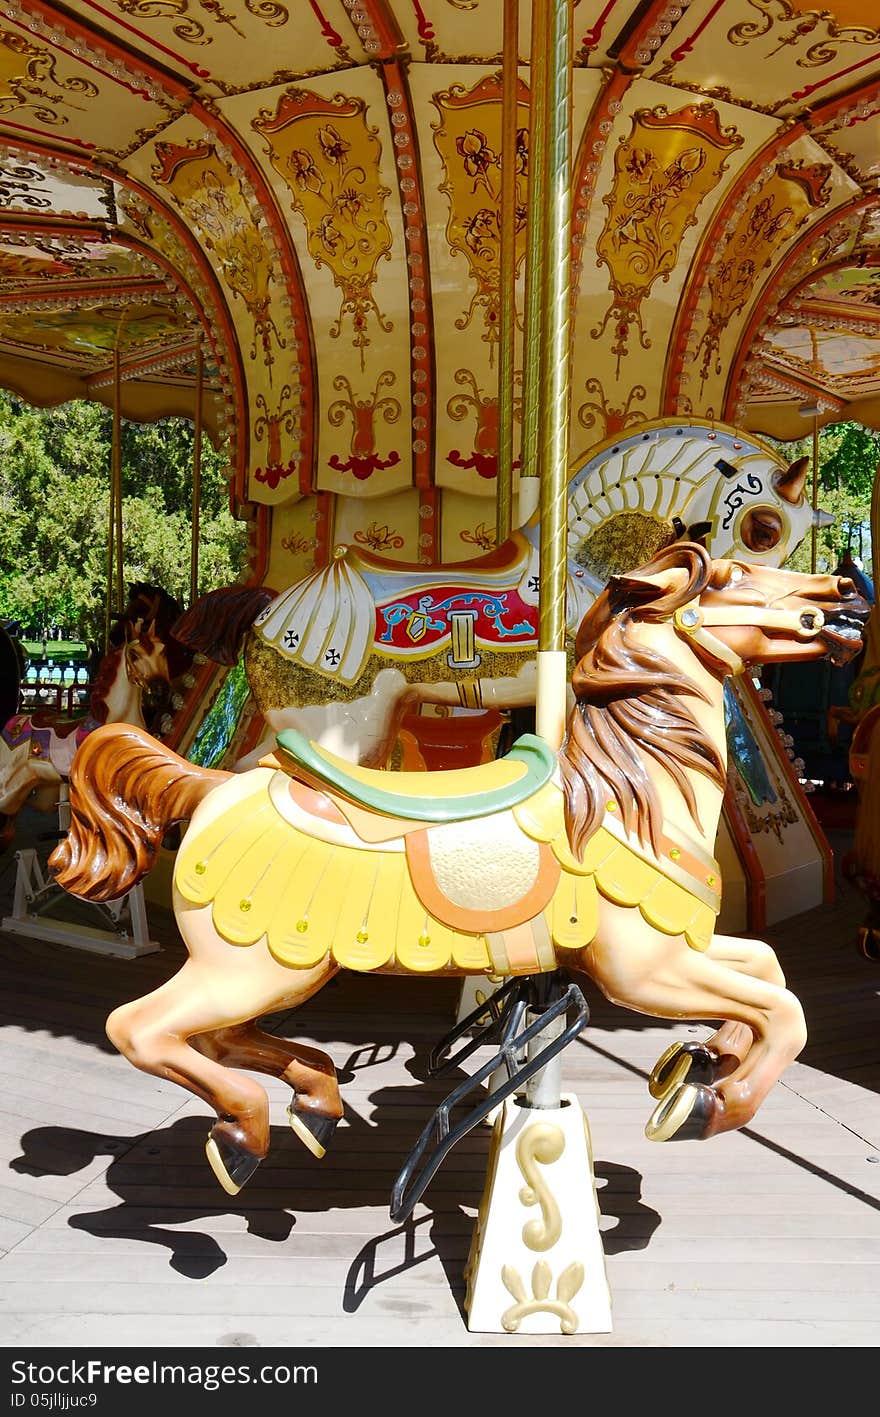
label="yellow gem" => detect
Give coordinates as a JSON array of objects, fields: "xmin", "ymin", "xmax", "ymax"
[
  {"xmin": 356, "ymin": 929, "xmax": 369, "ymax": 943},
  {"xmin": 669, "ymin": 848, "xmax": 681, "ymax": 861},
  {"xmin": 418, "ymin": 933, "xmax": 431, "ymax": 948},
  {"xmin": 239, "ymin": 899, "xmax": 251, "ymax": 912},
  {"xmin": 194, "ymin": 862, "xmax": 206, "ymax": 875},
  {"xmin": 606, "ymin": 801, "xmax": 617, "ymax": 812},
  {"xmin": 296, "ymin": 919, "xmax": 308, "ymax": 933},
  {"xmin": 707, "ymin": 874, "xmax": 716, "ymax": 887}
]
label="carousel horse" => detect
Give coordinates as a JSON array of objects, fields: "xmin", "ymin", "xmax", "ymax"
[
  {"xmin": 49, "ymin": 544, "xmax": 867, "ymax": 1197},
  {"xmin": 173, "ymin": 424, "xmax": 822, "ymax": 769},
  {"xmin": 0, "ymin": 584, "xmax": 189, "ymax": 841}
]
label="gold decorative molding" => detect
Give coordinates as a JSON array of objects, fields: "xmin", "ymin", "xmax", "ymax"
[
  {"xmin": 516, "ymin": 1122, "xmax": 565, "ymax": 1252},
  {"xmin": 500, "ymin": 1259, "xmax": 585, "ymax": 1335}
]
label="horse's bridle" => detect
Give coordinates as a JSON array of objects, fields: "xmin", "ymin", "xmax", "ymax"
[{"xmin": 671, "ymin": 597, "xmax": 825, "ymax": 676}]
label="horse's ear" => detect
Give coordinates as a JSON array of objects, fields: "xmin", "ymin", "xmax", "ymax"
[{"xmin": 608, "ymin": 564, "xmax": 691, "ymax": 606}]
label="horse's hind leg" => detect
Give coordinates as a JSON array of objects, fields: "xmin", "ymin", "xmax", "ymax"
[
  {"xmin": 648, "ymin": 935, "xmax": 786, "ymax": 1098},
  {"xmin": 106, "ymin": 954, "xmax": 337, "ymax": 1194},
  {"xmin": 192, "ymin": 1024, "xmax": 344, "ymax": 1158}
]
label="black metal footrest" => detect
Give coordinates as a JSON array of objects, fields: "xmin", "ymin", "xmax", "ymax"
[
  {"xmin": 389, "ymin": 977, "xmax": 589, "ymax": 1224},
  {"xmin": 428, "ymin": 975, "xmax": 528, "ymax": 1077}
]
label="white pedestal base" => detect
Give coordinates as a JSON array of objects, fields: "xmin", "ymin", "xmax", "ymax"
[{"xmin": 465, "ymin": 1093, "xmax": 612, "ymax": 1335}]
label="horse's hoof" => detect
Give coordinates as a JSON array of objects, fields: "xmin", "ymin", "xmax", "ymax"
[
  {"xmin": 644, "ymin": 1082, "xmax": 716, "ymax": 1141},
  {"xmin": 857, "ymin": 926, "xmax": 880, "ymax": 962},
  {"xmin": 288, "ymin": 1101, "xmax": 339, "ymax": 1160},
  {"xmin": 205, "ymin": 1133, "xmax": 262, "ymax": 1195},
  {"xmin": 648, "ymin": 1040, "xmax": 719, "ymax": 1100}
]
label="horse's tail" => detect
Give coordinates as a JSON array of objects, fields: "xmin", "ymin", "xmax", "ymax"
[
  {"xmin": 172, "ymin": 585, "xmax": 274, "ymax": 666},
  {"xmin": 49, "ymin": 724, "xmax": 229, "ymax": 901}
]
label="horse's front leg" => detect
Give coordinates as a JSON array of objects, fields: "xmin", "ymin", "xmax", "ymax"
[
  {"xmin": 647, "ymin": 933, "xmax": 787, "ymax": 1099},
  {"xmin": 583, "ymin": 908, "xmax": 806, "ymax": 1141}
]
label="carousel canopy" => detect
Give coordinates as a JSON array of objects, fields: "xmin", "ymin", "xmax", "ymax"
[{"xmin": 2, "ymin": 1, "xmax": 880, "ymax": 525}]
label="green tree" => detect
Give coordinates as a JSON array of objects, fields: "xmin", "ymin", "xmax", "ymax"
[
  {"xmin": 767, "ymin": 422, "xmax": 879, "ymax": 574},
  {"xmin": 0, "ymin": 392, "xmax": 248, "ymax": 644}
]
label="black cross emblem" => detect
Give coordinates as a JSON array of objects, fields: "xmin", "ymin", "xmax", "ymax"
[
  {"xmin": 284, "ymin": 630, "xmax": 300, "ymax": 649},
  {"xmin": 527, "ymin": 575, "xmax": 540, "ymax": 594},
  {"xmin": 325, "ymin": 647, "xmax": 341, "ymax": 666}
]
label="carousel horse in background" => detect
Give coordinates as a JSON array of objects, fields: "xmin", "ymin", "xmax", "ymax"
[
  {"xmin": 0, "ymin": 584, "xmax": 191, "ymax": 843},
  {"xmin": 50, "ymin": 544, "xmax": 867, "ymax": 1198},
  {"xmin": 173, "ymin": 423, "xmax": 823, "ymax": 770}
]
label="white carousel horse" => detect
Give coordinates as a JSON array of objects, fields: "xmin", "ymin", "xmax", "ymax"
[
  {"xmin": 0, "ymin": 585, "xmax": 186, "ymax": 839},
  {"xmin": 50, "ymin": 544, "xmax": 866, "ymax": 1195},
  {"xmin": 174, "ymin": 422, "xmax": 826, "ymax": 770}
]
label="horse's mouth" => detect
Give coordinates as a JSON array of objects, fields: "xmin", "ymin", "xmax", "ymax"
[{"xmin": 820, "ymin": 606, "xmax": 869, "ymax": 666}]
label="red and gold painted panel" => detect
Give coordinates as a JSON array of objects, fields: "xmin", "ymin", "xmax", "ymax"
[
  {"xmin": 648, "ymin": 0, "xmax": 880, "ymax": 117},
  {"xmin": 0, "ymin": 8, "xmax": 180, "ymax": 157},
  {"xmin": 570, "ymin": 81, "xmax": 760, "ymax": 424},
  {"xmin": 65, "ymin": 0, "xmax": 357, "ymax": 92},
  {"xmin": 243, "ymin": 67, "xmax": 412, "ymax": 500},
  {"xmin": 593, "ymin": 101, "xmax": 743, "ymax": 376}
]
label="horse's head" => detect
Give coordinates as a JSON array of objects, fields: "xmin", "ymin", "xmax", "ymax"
[
  {"xmin": 574, "ymin": 541, "xmax": 868, "ymax": 683},
  {"xmin": 123, "ymin": 620, "xmax": 172, "ymax": 717}
]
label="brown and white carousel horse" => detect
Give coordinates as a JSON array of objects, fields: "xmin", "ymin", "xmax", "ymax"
[
  {"xmin": 0, "ymin": 584, "xmax": 189, "ymax": 845},
  {"xmin": 50, "ymin": 545, "xmax": 866, "ymax": 1197}
]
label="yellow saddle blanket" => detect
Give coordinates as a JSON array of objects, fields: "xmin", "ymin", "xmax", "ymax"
[{"xmin": 174, "ymin": 770, "xmax": 720, "ymax": 975}]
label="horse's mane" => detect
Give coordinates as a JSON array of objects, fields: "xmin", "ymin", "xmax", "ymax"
[
  {"xmin": 559, "ymin": 543, "xmax": 727, "ymax": 861},
  {"xmin": 88, "ymin": 643, "xmax": 125, "ymax": 725}
]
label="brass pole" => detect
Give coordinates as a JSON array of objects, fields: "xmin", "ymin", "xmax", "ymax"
[
  {"xmin": 871, "ymin": 460, "xmax": 880, "ymax": 594},
  {"xmin": 112, "ymin": 347, "xmax": 124, "ymax": 613},
  {"xmin": 810, "ymin": 412, "xmax": 819, "ymax": 574},
  {"xmin": 520, "ymin": 0, "xmax": 548, "ymax": 494},
  {"xmin": 496, "ymin": 0, "xmax": 519, "ymax": 544},
  {"xmin": 535, "ymin": 0, "xmax": 572, "ymax": 749},
  {"xmin": 190, "ymin": 344, "xmax": 204, "ymax": 606}
]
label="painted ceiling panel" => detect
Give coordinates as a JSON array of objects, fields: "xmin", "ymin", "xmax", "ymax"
[{"xmin": 645, "ymin": 0, "xmax": 880, "ymax": 117}]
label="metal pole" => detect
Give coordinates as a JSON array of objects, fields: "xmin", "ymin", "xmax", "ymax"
[
  {"xmin": 535, "ymin": 0, "xmax": 572, "ymax": 751},
  {"xmin": 811, "ymin": 412, "xmax": 819, "ymax": 574},
  {"xmin": 190, "ymin": 344, "xmax": 204, "ymax": 606},
  {"xmin": 527, "ymin": 0, "xmax": 573, "ymax": 1111},
  {"xmin": 520, "ymin": 0, "xmax": 548, "ymax": 495},
  {"xmin": 112, "ymin": 348, "xmax": 124, "ymax": 614},
  {"xmin": 496, "ymin": 0, "xmax": 519, "ymax": 544}
]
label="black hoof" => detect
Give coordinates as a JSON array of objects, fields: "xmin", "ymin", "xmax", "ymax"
[
  {"xmin": 645, "ymin": 1082, "xmax": 717, "ymax": 1141},
  {"xmin": 648, "ymin": 1041, "xmax": 719, "ymax": 1100},
  {"xmin": 288, "ymin": 1102, "xmax": 339, "ymax": 1159},
  {"xmin": 205, "ymin": 1132, "xmax": 262, "ymax": 1195},
  {"xmin": 858, "ymin": 926, "xmax": 880, "ymax": 962}
]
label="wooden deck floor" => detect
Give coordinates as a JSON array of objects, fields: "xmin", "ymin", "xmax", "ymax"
[{"xmin": 1, "ymin": 812, "xmax": 879, "ymax": 1349}]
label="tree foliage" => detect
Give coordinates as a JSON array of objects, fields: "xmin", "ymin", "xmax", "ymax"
[
  {"xmin": 768, "ymin": 422, "xmax": 879, "ymax": 575},
  {"xmin": 0, "ymin": 392, "xmax": 247, "ymax": 645}
]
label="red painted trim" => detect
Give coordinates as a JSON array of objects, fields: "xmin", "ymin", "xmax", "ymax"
[
  {"xmin": 380, "ymin": 58, "xmax": 434, "ymax": 493},
  {"xmin": 12, "ymin": 0, "xmax": 193, "ymax": 101},
  {"xmin": 355, "ymin": 1, "xmax": 407, "ymax": 59},
  {"xmin": 616, "ymin": 0, "xmax": 696, "ymax": 70},
  {"xmin": 666, "ymin": 0, "xmax": 726, "ymax": 66},
  {"xmin": 571, "ymin": 68, "xmax": 632, "ymax": 322},
  {"xmin": 791, "ymin": 49, "xmax": 880, "ymax": 107},
  {"xmin": 722, "ymin": 196, "xmax": 875, "ymax": 419},
  {"xmin": 78, "ymin": 0, "xmax": 211, "ymax": 78}
]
